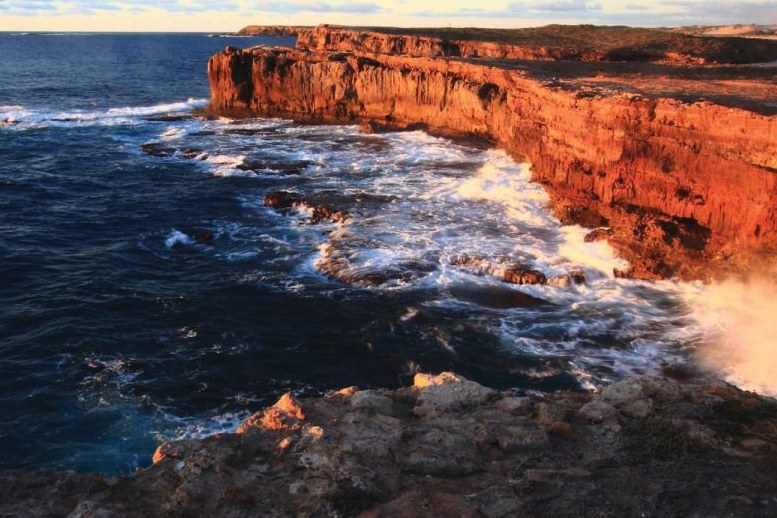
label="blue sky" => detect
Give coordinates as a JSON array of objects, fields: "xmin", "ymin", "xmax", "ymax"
[{"xmin": 1, "ymin": 1, "xmax": 775, "ymax": 31}]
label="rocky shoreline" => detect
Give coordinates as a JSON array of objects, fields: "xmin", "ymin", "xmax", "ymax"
[
  {"xmin": 207, "ymin": 25, "xmax": 777, "ymax": 281},
  {"xmin": 3, "ymin": 372, "xmax": 777, "ymax": 517}
]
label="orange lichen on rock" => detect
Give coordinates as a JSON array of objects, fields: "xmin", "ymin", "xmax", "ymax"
[{"xmin": 237, "ymin": 392, "xmax": 305, "ymax": 432}]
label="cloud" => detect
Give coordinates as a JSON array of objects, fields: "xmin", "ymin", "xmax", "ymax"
[
  {"xmin": 245, "ymin": 1, "xmax": 383, "ymax": 14},
  {"xmin": 657, "ymin": 0, "xmax": 777, "ymax": 24},
  {"xmin": 415, "ymin": 1, "xmax": 604, "ymax": 19},
  {"xmin": 0, "ymin": 0, "xmax": 239, "ymax": 16},
  {"xmin": 414, "ymin": 0, "xmax": 777, "ymax": 25},
  {"xmin": 507, "ymin": 1, "xmax": 602, "ymax": 12}
]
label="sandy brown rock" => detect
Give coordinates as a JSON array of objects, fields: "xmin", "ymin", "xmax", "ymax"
[{"xmin": 4, "ymin": 372, "xmax": 777, "ymax": 517}]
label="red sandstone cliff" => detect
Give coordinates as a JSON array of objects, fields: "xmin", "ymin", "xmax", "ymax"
[
  {"xmin": 207, "ymin": 28, "xmax": 777, "ymax": 280},
  {"xmin": 296, "ymin": 25, "xmax": 606, "ymax": 62},
  {"xmin": 297, "ymin": 25, "xmax": 777, "ymax": 64}
]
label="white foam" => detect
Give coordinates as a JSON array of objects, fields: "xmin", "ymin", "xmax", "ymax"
[
  {"xmin": 106, "ymin": 98, "xmax": 206, "ymax": 118},
  {"xmin": 160, "ymin": 127, "xmax": 187, "ymax": 141},
  {"xmin": 143, "ymin": 120, "xmax": 707, "ymax": 391},
  {"xmin": 0, "ymin": 98, "xmax": 207, "ymax": 129},
  {"xmin": 557, "ymin": 225, "xmax": 629, "ymax": 278},
  {"xmin": 165, "ymin": 230, "xmax": 193, "ymax": 248},
  {"xmin": 206, "ymin": 154, "xmax": 247, "ymax": 176}
]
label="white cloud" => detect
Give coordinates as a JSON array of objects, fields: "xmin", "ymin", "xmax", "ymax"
[{"xmin": 1, "ymin": 0, "xmax": 775, "ymax": 29}]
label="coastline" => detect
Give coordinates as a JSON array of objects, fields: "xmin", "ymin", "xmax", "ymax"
[
  {"xmin": 3, "ymin": 24, "xmax": 777, "ymax": 516},
  {"xmin": 207, "ymin": 25, "xmax": 777, "ymax": 281}
]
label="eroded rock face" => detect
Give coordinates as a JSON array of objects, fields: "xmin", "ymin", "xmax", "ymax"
[
  {"xmin": 6, "ymin": 372, "xmax": 777, "ymax": 517},
  {"xmin": 207, "ymin": 30, "xmax": 777, "ymax": 281},
  {"xmin": 295, "ymin": 25, "xmax": 777, "ymax": 64}
]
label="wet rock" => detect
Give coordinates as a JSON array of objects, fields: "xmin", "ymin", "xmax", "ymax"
[
  {"xmin": 584, "ymin": 227, "xmax": 612, "ymax": 242},
  {"xmin": 141, "ymin": 142, "xmax": 176, "ymax": 157},
  {"xmin": 263, "ymin": 190, "xmax": 302, "ymax": 210},
  {"xmin": 315, "ymin": 241, "xmax": 435, "ymax": 287},
  {"xmin": 191, "ymin": 231, "xmax": 214, "ymax": 244},
  {"xmin": 179, "ymin": 148, "xmax": 208, "ymax": 160},
  {"xmin": 144, "ymin": 114, "xmax": 193, "ymax": 122},
  {"xmin": 263, "ymin": 191, "xmax": 349, "ymax": 224},
  {"xmin": 500, "ymin": 265, "xmax": 547, "ymax": 285},
  {"xmin": 236, "ymin": 159, "xmax": 313, "ymax": 175},
  {"xmin": 449, "ymin": 255, "xmax": 547, "ymax": 286},
  {"xmin": 223, "ymin": 128, "xmax": 280, "ymax": 136},
  {"xmin": 548, "ymin": 269, "xmax": 587, "ymax": 287}
]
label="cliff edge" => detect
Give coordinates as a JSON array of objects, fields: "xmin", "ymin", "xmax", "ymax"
[
  {"xmin": 208, "ymin": 26, "xmax": 777, "ymax": 280},
  {"xmin": 3, "ymin": 373, "xmax": 777, "ymax": 517}
]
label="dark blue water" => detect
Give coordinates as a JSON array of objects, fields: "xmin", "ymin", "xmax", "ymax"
[{"xmin": 0, "ymin": 33, "xmax": 699, "ymax": 474}]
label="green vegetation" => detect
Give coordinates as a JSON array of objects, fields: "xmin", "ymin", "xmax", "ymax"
[{"xmin": 622, "ymin": 417, "xmax": 692, "ymax": 465}]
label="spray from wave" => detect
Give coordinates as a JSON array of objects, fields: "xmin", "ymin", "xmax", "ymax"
[{"xmin": 691, "ymin": 275, "xmax": 777, "ymax": 397}]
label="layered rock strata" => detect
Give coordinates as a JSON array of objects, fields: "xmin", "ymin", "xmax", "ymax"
[
  {"xmin": 4, "ymin": 372, "xmax": 777, "ymax": 517},
  {"xmin": 208, "ymin": 33, "xmax": 777, "ymax": 280},
  {"xmin": 297, "ymin": 25, "xmax": 777, "ymax": 64}
]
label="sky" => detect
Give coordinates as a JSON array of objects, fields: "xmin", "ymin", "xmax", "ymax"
[{"xmin": 1, "ymin": 0, "xmax": 776, "ymax": 32}]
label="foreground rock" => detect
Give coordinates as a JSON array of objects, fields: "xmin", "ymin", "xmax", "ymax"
[
  {"xmin": 4, "ymin": 372, "xmax": 777, "ymax": 517},
  {"xmin": 208, "ymin": 25, "xmax": 777, "ymax": 281}
]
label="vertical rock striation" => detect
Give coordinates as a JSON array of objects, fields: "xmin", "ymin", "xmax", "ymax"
[{"xmin": 208, "ymin": 30, "xmax": 777, "ymax": 280}]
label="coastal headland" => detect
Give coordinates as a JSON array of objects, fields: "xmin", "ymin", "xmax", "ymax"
[
  {"xmin": 3, "ymin": 24, "xmax": 777, "ymax": 517},
  {"xmin": 209, "ymin": 24, "xmax": 777, "ymax": 280}
]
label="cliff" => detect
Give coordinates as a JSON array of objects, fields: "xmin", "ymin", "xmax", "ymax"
[
  {"xmin": 208, "ymin": 28, "xmax": 777, "ymax": 280},
  {"xmin": 296, "ymin": 24, "xmax": 777, "ymax": 64},
  {"xmin": 4, "ymin": 373, "xmax": 777, "ymax": 517}
]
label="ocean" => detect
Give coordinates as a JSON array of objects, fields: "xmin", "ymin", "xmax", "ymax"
[{"xmin": 0, "ymin": 32, "xmax": 709, "ymax": 474}]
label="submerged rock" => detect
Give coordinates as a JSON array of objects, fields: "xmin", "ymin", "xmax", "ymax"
[
  {"xmin": 141, "ymin": 142, "xmax": 177, "ymax": 157},
  {"xmin": 264, "ymin": 190, "xmax": 349, "ymax": 224}
]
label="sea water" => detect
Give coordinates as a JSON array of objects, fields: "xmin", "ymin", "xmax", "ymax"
[{"xmin": 0, "ymin": 32, "xmax": 743, "ymax": 474}]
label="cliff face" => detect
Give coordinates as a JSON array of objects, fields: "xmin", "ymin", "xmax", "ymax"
[
  {"xmin": 296, "ymin": 25, "xmax": 777, "ymax": 64},
  {"xmin": 208, "ymin": 39, "xmax": 777, "ymax": 280},
  {"xmin": 296, "ymin": 26, "xmax": 606, "ymax": 61}
]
